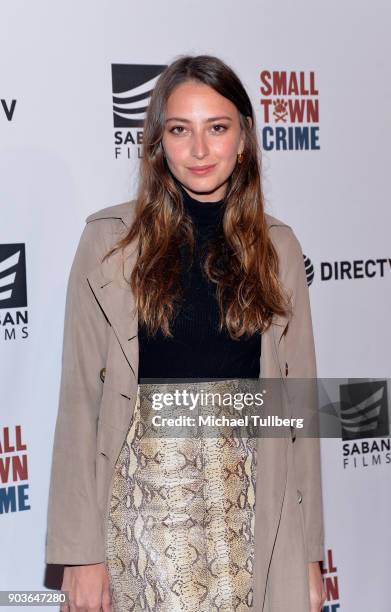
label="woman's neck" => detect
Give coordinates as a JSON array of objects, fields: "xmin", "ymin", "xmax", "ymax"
[{"xmin": 179, "ymin": 184, "xmax": 226, "ymax": 225}]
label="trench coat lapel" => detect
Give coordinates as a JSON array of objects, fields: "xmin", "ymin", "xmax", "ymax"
[
  {"xmin": 85, "ymin": 226, "xmax": 290, "ymax": 387},
  {"xmin": 86, "ymin": 204, "xmax": 290, "ymax": 388},
  {"xmin": 86, "ymin": 258, "xmax": 289, "ymax": 385},
  {"xmin": 86, "ymin": 240, "xmax": 139, "ymax": 380}
]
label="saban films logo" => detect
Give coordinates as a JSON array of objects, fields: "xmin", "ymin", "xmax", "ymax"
[
  {"xmin": 0, "ymin": 244, "xmax": 28, "ymax": 341},
  {"xmin": 112, "ymin": 64, "xmax": 166, "ymax": 159},
  {"xmin": 341, "ymin": 381, "xmax": 390, "ymax": 469},
  {"xmin": 340, "ymin": 381, "xmax": 389, "ymax": 441}
]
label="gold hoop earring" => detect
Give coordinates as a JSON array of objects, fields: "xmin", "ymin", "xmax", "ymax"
[{"xmin": 237, "ymin": 152, "xmax": 244, "ymax": 164}]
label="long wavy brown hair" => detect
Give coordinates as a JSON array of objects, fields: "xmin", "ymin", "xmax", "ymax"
[{"xmin": 104, "ymin": 54, "xmax": 291, "ymax": 339}]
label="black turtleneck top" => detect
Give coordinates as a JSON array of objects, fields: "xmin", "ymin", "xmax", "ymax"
[{"xmin": 137, "ymin": 185, "xmax": 262, "ymax": 382}]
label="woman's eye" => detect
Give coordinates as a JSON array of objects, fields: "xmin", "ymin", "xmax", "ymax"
[
  {"xmin": 212, "ymin": 124, "xmax": 227, "ymax": 133},
  {"xmin": 169, "ymin": 124, "xmax": 228, "ymax": 135},
  {"xmin": 170, "ymin": 126, "xmax": 186, "ymax": 135}
]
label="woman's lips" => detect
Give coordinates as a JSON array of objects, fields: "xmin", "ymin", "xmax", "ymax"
[{"xmin": 187, "ymin": 164, "xmax": 216, "ymax": 175}]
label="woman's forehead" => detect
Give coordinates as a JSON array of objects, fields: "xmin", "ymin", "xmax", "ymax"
[{"xmin": 165, "ymin": 82, "xmax": 238, "ymax": 120}]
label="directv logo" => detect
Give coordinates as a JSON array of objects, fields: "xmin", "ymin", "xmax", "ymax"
[
  {"xmin": 302, "ymin": 253, "xmax": 390, "ymax": 287},
  {"xmin": 0, "ymin": 244, "xmax": 27, "ymax": 309},
  {"xmin": 303, "ymin": 254, "xmax": 314, "ymax": 286}
]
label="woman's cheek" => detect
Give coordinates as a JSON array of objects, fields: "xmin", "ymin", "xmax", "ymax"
[{"xmin": 214, "ymin": 137, "xmax": 239, "ymax": 159}]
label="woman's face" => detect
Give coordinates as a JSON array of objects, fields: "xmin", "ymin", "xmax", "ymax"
[{"xmin": 161, "ymin": 80, "xmax": 246, "ymax": 202}]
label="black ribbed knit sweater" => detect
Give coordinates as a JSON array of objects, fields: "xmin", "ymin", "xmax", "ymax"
[{"xmin": 137, "ymin": 185, "xmax": 262, "ymax": 382}]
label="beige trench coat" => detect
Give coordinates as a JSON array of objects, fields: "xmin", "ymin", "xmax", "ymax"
[{"xmin": 45, "ymin": 200, "xmax": 325, "ymax": 611}]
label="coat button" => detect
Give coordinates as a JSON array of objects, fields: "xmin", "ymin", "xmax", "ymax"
[
  {"xmin": 297, "ymin": 489, "xmax": 303, "ymax": 504},
  {"xmin": 100, "ymin": 367, "xmax": 106, "ymax": 383},
  {"xmin": 285, "ymin": 362, "xmax": 289, "ymax": 376},
  {"xmin": 290, "ymin": 424, "xmax": 296, "ymax": 442}
]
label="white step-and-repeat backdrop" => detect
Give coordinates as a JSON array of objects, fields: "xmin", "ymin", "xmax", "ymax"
[{"xmin": 1, "ymin": 1, "xmax": 390, "ymax": 610}]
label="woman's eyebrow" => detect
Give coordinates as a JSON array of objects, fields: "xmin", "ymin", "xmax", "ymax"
[{"xmin": 165, "ymin": 115, "xmax": 233, "ymax": 124}]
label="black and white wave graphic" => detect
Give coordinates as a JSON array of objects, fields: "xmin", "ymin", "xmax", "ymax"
[
  {"xmin": 0, "ymin": 244, "xmax": 27, "ymax": 308},
  {"xmin": 112, "ymin": 64, "xmax": 167, "ymax": 128},
  {"xmin": 340, "ymin": 380, "xmax": 389, "ymax": 440}
]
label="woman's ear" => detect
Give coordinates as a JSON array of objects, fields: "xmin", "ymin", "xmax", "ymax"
[{"xmin": 239, "ymin": 116, "xmax": 252, "ymax": 154}]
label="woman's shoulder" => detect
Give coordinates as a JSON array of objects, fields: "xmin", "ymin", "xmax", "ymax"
[
  {"xmin": 85, "ymin": 203, "xmax": 297, "ymax": 238},
  {"xmin": 81, "ymin": 199, "xmax": 138, "ymax": 260},
  {"xmin": 264, "ymin": 213, "xmax": 308, "ymax": 292},
  {"xmin": 67, "ymin": 200, "xmax": 137, "ymax": 278},
  {"xmin": 264, "ymin": 212, "xmax": 304, "ymax": 263},
  {"xmin": 82, "ymin": 202, "xmax": 304, "ymax": 273},
  {"xmin": 85, "ymin": 199, "xmax": 137, "ymax": 228}
]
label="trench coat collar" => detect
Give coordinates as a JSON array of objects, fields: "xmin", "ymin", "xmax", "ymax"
[
  {"xmin": 86, "ymin": 237, "xmax": 139, "ymax": 378},
  {"xmin": 85, "ymin": 201, "xmax": 290, "ymax": 379}
]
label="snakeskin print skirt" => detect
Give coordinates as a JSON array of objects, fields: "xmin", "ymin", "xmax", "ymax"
[{"xmin": 105, "ymin": 380, "xmax": 258, "ymax": 611}]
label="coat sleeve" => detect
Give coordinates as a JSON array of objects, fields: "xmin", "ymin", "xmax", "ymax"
[
  {"xmin": 272, "ymin": 224, "xmax": 325, "ymax": 563},
  {"xmin": 45, "ymin": 220, "xmax": 112, "ymax": 565}
]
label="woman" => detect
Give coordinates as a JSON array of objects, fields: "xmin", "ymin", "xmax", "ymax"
[{"xmin": 46, "ymin": 55, "xmax": 326, "ymax": 611}]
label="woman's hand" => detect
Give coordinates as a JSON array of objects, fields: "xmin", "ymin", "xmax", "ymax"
[
  {"xmin": 308, "ymin": 561, "xmax": 326, "ymax": 611},
  {"xmin": 60, "ymin": 562, "xmax": 112, "ymax": 612}
]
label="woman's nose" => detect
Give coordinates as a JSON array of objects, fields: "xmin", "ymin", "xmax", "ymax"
[{"xmin": 191, "ymin": 132, "xmax": 209, "ymax": 159}]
